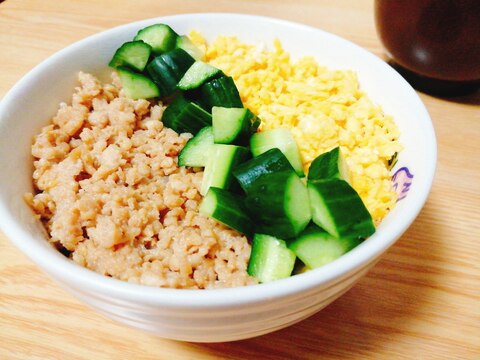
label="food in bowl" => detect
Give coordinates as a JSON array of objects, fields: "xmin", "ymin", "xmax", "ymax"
[
  {"xmin": 25, "ymin": 23, "xmax": 402, "ymax": 289},
  {"xmin": 25, "ymin": 72, "xmax": 255, "ymax": 289}
]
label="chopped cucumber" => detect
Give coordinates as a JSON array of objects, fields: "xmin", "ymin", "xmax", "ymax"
[
  {"xmin": 134, "ymin": 23, "xmax": 178, "ymax": 54},
  {"xmin": 146, "ymin": 48, "xmax": 195, "ymax": 98},
  {"xmin": 178, "ymin": 61, "xmax": 222, "ymax": 91},
  {"xmin": 162, "ymin": 96, "xmax": 212, "ymax": 135},
  {"xmin": 116, "ymin": 66, "xmax": 159, "ymax": 100},
  {"xmin": 308, "ymin": 179, "xmax": 375, "ymax": 240},
  {"xmin": 199, "ymin": 76, "xmax": 243, "ymax": 110},
  {"xmin": 233, "ymin": 148, "xmax": 294, "ymax": 193},
  {"xmin": 108, "ymin": 41, "xmax": 152, "ymax": 72},
  {"xmin": 199, "ymin": 187, "xmax": 253, "ymax": 237},
  {"xmin": 308, "ymin": 146, "xmax": 350, "ymax": 183},
  {"xmin": 245, "ymin": 169, "xmax": 311, "ymax": 239},
  {"xmin": 247, "ymin": 234, "xmax": 296, "ymax": 283},
  {"xmin": 178, "ymin": 126, "xmax": 214, "ymax": 167},
  {"xmin": 250, "ymin": 128, "xmax": 304, "ymax": 177},
  {"xmin": 288, "ymin": 224, "xmax": 361, "ymax": 269},
  {"xmin": 176, "ymin": 35, "xmax": 204, "ymax": 60},
  {"xmin": 160, "ymin": 48, "xmax": 196, "ymax": 77},
  {"xmin": 201, "ymin": 144, "xmax": 250, "ymax": 195},
  {"xmin": 212, "ymin": 107, "xmax": 260, "ymax": 145},
  {"xmin": 147, "ymin": 55, "xmax": 177, "ymax": 97}
]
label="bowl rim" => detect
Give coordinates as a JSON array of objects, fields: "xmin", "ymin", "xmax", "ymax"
[{"xmin": 0, "ymin": 12, "xmax": 437, "ymax": 307}]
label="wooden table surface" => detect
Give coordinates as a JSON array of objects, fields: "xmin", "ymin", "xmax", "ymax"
[{"xmin": 1, "ymin": 0, "xmax": 479, "ymax": 359}]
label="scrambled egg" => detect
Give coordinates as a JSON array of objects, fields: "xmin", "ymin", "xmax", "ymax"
[{"xmin": 191, "ymin": 32, "xmax": 402, "ymax": 222}]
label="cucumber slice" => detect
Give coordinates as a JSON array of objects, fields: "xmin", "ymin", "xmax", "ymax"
[
  {"xmin": 199, "ymin": 76, "xmax": 243, "ymax": 110},
  {"xmin": 146, "ymin": 48, "xmax": 195, "ymax": 98},
  {"xmin": 116, "ymin": 67, "xmax": 159, "ymax": 100},
  {"xmin": 176, "ymin": 35, "xmax": 204, "ymax": 60},
  {"xmin": 233, "ymin": 148, "xmax": 294, "ymax": 193},
  {"xmin": 247, "ymin": 234, "xmax": 296, "ymax": 283},
  {"xmin": 161, "ymin": 48, "xmax": 196, "ymax": 78},
  {"xmin": 134, "ymin": 23, "xmax": 178, "ymax": 54},
  {"xmin": 108, "ymin": 41, "xmax": 152, "ymax": 72},
  {"xmin": 178, "ymin": 61, "xmax": 222, "ymax": 90},
  {"xmin": 250, "ymin": 128, "xmax": 304, "ymax": 177},
  {"xmin": 308, "ymin": 147, "xmax": 349, "ymax": 183},
  {"xmin": 288, "ymin": 224, "xmax": 361, "ymax": 269},
  {"xmin": 162, "ymin": 96, "xmax": 212, "ymax": 135},
  {"xmin": 308, "ymin": 179, "xmax": 375, "ymax": 240},
  {"xmin": 201, "ymin": 144, "xmax": 250, "ymax": 195},
  {"xmin": 245, "ymin": 170, "xmax": 311, "ymax": 239},
  {"xmin": 178, "ymin": 126, "xmax": 214, "ymax": 167},
  {"xmin": 146, "ymin": 57, "xmax": 176, "ymax": 97},
  {"xmin": 212, "ymin": 107, "xmax": 260, "ymax": 145},
  {"xmin": 199, "ymin": 187, "xmax": 253, "ymax": 237}
]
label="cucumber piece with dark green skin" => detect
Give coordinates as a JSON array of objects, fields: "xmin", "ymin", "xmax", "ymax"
[
  {"xmin": 244, "ymin": 169, "xmax": 311, "ymax": 239},
  {"xmin": 308, "ymin": 146, "xmax": 350, "ymax": 183},
  {"xmin": 161, "ymin": 49, "xmax": 197, "ymax": 78},
  {"xmin": 288, "ymin": 224, "xmax": 361, "ymax": 269},
  {"xmin": 212, "ymin": 107, "xmax": 260, "ymax": 145},
  {"xmin": 109, "ymin": 41, "xmax": 152, "ymax": 72},
  {"xmin": 199, "ymin": 187, "xmax": 254, "ymax": 237},
  {"xmin": 201, "ymin": 144, "xmax": 250, "ymax": 195},
  {"xmin": 247, "ymin": 234, "xmax": 296, "ymax": 283},
  {"xmin": 146, "ymin": 56, "xmax": 177, "ymax": 97},
  {"xmin": 116, "ymin": 67, "xmax": 159, "ymax": 100},
  {"xmin": 308, "ymin": 179, "xmax": 375, "ymax": 240},
  {"xmin": 146, "ymin": 49, "xmax": 195, "ymax": 98},
  {"xmin": 176, "ymin": 35, "xmax": 204, "ymax": 60},
  {"xmin": 250, "ymin": 128, "xmax": 305, "ymax": 177},
  {"xmin": 178, "ymin": 126, "xmax": 214, "ymax": 167},
  {"xmin": 178, "ymin": 61, "xmax": 222, "ymax": 90},
  {"xmin": 233, "ymin": 148, "xmax": 294, "ymax": 193},
  {"xmin": 199, "ymin": 76, "xmax": 243, "ymax": 109},
  {"xmin": 134, "ymin": 23, "xmax": 178, "ymax": 54},
  {"xmin": 162, "ymin": 96, "xmax": 212, "ymax": 135}
]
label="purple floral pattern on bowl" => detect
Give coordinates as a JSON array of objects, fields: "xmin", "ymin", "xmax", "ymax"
[{"xmin": 392, "ymin": 167, "xmax": 413, "ymax": 201}]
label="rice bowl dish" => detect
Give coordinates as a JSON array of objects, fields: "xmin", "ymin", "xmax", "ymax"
[
  {"xmin": 0, "ymin": 13, "xmax": 436, "ymax": 341},
  {"xmin": 25, "ymin": 29, "xmax": 402, "ymax": 289}
]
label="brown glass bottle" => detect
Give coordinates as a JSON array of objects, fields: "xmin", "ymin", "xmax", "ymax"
[{"xmin": 374, "ymin": 0, "xmax": 480, "ymax": 96}]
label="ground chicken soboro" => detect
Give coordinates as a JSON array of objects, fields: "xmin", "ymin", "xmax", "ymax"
[{"xmin": 25, "ymin": 72, "xmax": 257, "ymax": 289}]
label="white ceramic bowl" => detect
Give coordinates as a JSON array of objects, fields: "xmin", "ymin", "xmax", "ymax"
[{"xmin": 0, "ymin": 13, "xmax": 436, "ymax": 342}]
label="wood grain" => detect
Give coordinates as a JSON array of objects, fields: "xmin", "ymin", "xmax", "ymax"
[{"xmin": 1, "ymin": 0, "xmax": 479, "ymax": 359}]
